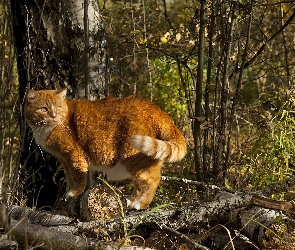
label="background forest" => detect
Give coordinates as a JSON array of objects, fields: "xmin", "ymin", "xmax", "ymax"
[{"xmin": 1, "ymin": 0, "xmax": 295, "ymax": 248}]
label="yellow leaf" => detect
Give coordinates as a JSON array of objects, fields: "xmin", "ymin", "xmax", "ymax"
[
  {"xmin": 175, "ymin": 33, "xmax": 181, "ymax": 42},
  {"xmin": 191, "ymin": 59, "xmax": 197, "ymax": 64},
  {"xmin": 164, "ymin": 32, "xmax": 170, "ymax": 39},
  {"xmin": 161, "ymin": 37, "xmax": 168, "ymax": 44},
  {"xmin": 138, "ymin": 37, "xmax": 146, "ymax": 45}
]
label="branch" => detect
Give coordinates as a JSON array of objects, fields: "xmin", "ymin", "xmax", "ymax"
[
  {"xmin": 229, "ymin": 9, "xmax": 295, "ymax": 79},
  {"xmin": 161, "ymin": 175, "xmax": 232, "ymax": 192},
  {"xmin": 161, "ymin": 225, "xmax": 210, "ymax": 250}
]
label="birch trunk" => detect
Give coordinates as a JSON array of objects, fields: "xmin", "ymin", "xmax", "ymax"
[
  {"xmin": 8, "ymin": 219, "xmax": 153, "ymax": 250},
  {"xmin": 40, "ymin": 0, "xmax": 106, "ymax": 99},
  {"xmin": 10, "ymin": 0, "xmax": 106, "ymax": 208}
]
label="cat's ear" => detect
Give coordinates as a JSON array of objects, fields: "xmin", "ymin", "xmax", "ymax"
[
  {"xmin": 26, "ymin": 89, "xmax": 36, "ymax": 103},
  {"xmin": 56, "ymin": 88, "xmax": 67, "ymax": 98}
]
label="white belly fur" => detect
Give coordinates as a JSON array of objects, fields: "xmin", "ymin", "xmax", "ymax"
[{"xmin": 89, "ymin": 162, "xmax": 132, "ymax": 181}]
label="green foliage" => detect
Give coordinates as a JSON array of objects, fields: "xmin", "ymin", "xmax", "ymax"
[
  {"xmin": 151, "ymin": 57, "xmax": 188, "ymax": 123},
  {"xmin": 241, "ymin": 108, "xmax": 295, "ymax": 190},
  {"xmin": 6, "ymin": 0, "xmax": 295, "ymax": 210},
  {"xmin": 240, "ymin": 81, "xmax": 260, "ymax": 106}
]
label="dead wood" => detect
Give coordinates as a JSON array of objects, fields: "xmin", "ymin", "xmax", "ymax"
[
  {"xmin": 7, "ymin": 192, "xmax": 253, "ymax": 232},
  {"xmin": 53, "ymin": 185, "xmax": 126, "ymax": 221},
  {"xmin": 7, "ymin": 219, "xmax": 154, "ymax": 250},
  {"xmin": 7, "ymin": 205, "xmax": 75, "ymax": 226},
  {"xmin": 240, "ymin": 207, "xmax": 295, "ymax": 248},
  {"xmin": 54, "ymin": 192, "xmax": 254, "ymax": 232},
  {"xmin": 5, "ymin": 192, "xmax": 253, "ymax": 249},
  {"xmin": 3, "ymin": 192, "xmax": 253, "ymax": 250},
  {"xmin": 203, "ymin": 192, "xmax": 295, "ymax": 248},
  {"xmin": 0, "ymin": 235, "xmax": 19, "ymax": 250},
  {"xmin": 9, "ymin": 192, "xmax": 254, "ymax": 231},
  {"xmin": 6, "ymin": 174, "xmax": 295, "ymax": 249},
  {"xmin": 252, "ymin": 195, "xmax": 295, "ymax": 217}
]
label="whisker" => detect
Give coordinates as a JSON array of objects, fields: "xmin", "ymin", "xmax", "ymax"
[
  {"xmin": 37, "ymin": 145, "xmax": 46, "ymax": 161},
  {"xmin": 29, "ymin": 136, "xmax": 34, "ymax": 151}
]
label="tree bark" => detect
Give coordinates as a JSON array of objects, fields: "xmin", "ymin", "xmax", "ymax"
[
  {"xmin": 194, "ymin": 0, "xmax": 206, "ymax": 181},
  {"xmin": 9, "ymin": 0, "xmax": 106, "ymax": 208},
  {"xmin": 6, "ymin": 192, "xmax": 253, "ymax": 232},
  {"xmin": 8, "ymin": 219, "xmax": 153, "ymax": 250}
]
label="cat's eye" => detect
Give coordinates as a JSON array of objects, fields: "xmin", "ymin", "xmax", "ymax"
[
  {"xmin": 40, "ymin": 107, "xmax": 47, "ymax": 112},
  {"xmin": 57, "ymin": 106, "xmax": 62, "ymax": 110}
]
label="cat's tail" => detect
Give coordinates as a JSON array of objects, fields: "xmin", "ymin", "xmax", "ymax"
[{"xmin": 130, "ymin": 134, "xmax": 187, "ymax": 162}]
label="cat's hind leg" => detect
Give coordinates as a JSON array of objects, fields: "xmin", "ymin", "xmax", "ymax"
[{"xmin": 127, "ymin": 159, "xmax": 162, "ymax": 210}]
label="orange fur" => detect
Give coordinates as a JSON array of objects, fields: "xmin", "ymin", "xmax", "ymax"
[{"xmin": 24, "ymin": 89, "xmax": 187, "ymax": 209}]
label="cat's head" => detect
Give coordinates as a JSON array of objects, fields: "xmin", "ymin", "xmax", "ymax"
[{"xmin": 24, "ymin": 89, "xmax": 68, "ymax": 129}]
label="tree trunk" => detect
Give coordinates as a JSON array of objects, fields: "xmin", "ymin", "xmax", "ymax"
[
  {"xmin": 214, "ymin": 2, "xmax": 237, "ymax": 182},
  {"xmin": 194, "ymin": 0, "xmax": 206, "ymax": 181},
  {"xmin": 9, "ymin": 0, "xmax": 106, "ymax": 208}
]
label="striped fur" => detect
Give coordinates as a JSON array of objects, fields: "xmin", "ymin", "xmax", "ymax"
[{"xmin": 130, "ymin": 135, "xmax": 186, "ymax": 162}]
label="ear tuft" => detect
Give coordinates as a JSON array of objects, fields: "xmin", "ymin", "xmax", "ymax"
[{"xmin": 57, "ymin": 88, "xmax": 67, "ymax": 98}]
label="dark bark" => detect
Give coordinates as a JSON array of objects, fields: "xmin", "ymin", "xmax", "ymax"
[
  {"xmin": 203, "ymin": 2, "xmax": 215, "ymax": 177},
  {"xmin": 215, "ymin": 2, "xmax": 237, "ymax": 182},
  {"xmin": 9, "ymin": 0, "xmax": 106, "ymax": 208},
  {"xmin": 224, "ymin": 0, "xmax": 253, "ymax": 172},
  {"xmin": 194, "ymin": 0, "xmax": 206, "ymax": 182}
]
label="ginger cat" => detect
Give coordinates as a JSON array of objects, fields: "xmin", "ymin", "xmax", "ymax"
[{"xmin": 24, "ymin": 89, "xmax": 187, "ymax": 209}]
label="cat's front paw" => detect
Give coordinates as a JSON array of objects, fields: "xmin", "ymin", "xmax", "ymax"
[
  {"xmin": 126, "ymin": 199, "xmax": 142, "ymax": 210},
  {"xmin": 65, "ymin": 190, "xmax": 75, "ymax": 200},
  {"xmin": 65, "ymin": 188, "xmax": 84, "ymax": 200}
]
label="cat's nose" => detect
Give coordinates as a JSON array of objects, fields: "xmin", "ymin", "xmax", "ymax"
[
  {"xmin": 49, "ymin": 105, "xmax": 57, "ymax": 119},
  {"xmin": 50, "ymin": 112, "xmax": 57, "ymax": 119}
]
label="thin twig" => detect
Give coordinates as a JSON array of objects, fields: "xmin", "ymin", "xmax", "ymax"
[
  {"xmin": 161, "ymin": 225, "xmax": 210, "ymax": 250},
  {"xmin": 161, "ymin": 175, "xmax": 232, "ymax": 192}
]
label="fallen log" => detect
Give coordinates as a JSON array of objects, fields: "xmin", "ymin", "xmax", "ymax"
[
  {"xmin": 210, "ymin": 192, "xmax": 295, "ymax": 249},
  {"xmin": 252, "ymin": 195, "xmax": 295, "ymax": 218},
  {"xmin": 6, "ymin": 192, "xmax": 255, "ymax": 249},
  {"xmin": 6, "ymin": 192, "xmax": 294, "ymax": 249},
  {"xmin": 51, "ymin": 175, "xmax": 295, "ymax": 224},
  {"xmin": 7, "ymin": 205, "xmax": 75, "ymax": 226},
  {"xmin": 6, "ymin": 219, "xmax": 154, "ymax": 250},
  {"xmin": 8, "ymin": 192, "xmax": 254, "ymax": 232},
  {"xmin": 6, "ymin": 174, "xmax": 295, "ymax": 249},
  {"xmin": 240, "ymin": 206, "xmax": 295, "ymax": 248}
]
